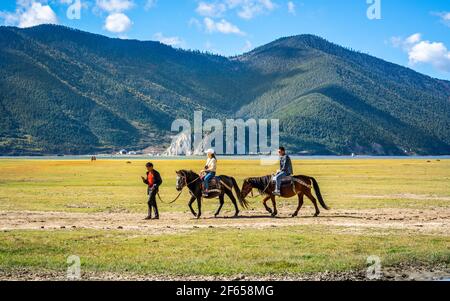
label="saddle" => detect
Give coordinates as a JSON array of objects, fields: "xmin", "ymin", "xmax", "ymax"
[
  {"xmin": 202, "ymin": 176, "xmax": 222, "ymax": 193},
  {"xmin": 272, "ymin": 176, "xmax": 295, "ymax": 188}
]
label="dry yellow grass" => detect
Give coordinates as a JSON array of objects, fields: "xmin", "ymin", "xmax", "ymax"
[{"xmin": 0, "ymin": 158, "xmax": 449, "ymax": 213}]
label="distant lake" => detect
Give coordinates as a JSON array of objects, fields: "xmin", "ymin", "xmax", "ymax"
[{"xmin": 1, "ymin": 155, "xmax": 449, "ymax": 160}]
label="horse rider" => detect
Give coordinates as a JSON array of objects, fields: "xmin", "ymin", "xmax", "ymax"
[
  {"xmin": 201, "ymin": 149, "xmax": 217, "ymax": 196},
  {"xmin": 273, "ymin": 146, "xmax": 293, "ymax": 196},
  {"xmin": 141, "ymin": 162, "xmax": 163, "ymax": 220}
]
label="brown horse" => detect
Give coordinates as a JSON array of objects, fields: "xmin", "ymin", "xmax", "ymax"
[{"xmin": 240, "ymin": 175, "xmax": 329, "ymax": 217}]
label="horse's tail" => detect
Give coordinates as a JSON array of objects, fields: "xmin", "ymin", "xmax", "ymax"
[
  {"xmin": 231, "ymin": 177, "xmax": 249, "ymax": 209},
  {"xmin": 309, "ymin": 177, "xmax": 329, "ymax": 210}
]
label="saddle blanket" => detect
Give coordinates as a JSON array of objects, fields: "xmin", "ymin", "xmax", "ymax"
[{"xmin": 272, "ymin": 176, "xmax": 312, "ymax": 190}]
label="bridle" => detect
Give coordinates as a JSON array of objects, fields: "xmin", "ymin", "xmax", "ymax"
[
  {"xmin": 177, "ymin": 172, "xmax": 201, "ymax": 190},
  {"xmin": 156, "ymin": 172, "xmax": 200, "ymax": 205}
]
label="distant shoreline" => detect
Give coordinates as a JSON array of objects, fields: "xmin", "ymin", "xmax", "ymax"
[{"xmin": 1, "ymin": 155, "xmax": 449, "ymax": 160}]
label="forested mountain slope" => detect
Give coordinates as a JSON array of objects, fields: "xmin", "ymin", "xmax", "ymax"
[{"xmin": 1, "ymin": 25, "xmax": 449, "ymax": 155}]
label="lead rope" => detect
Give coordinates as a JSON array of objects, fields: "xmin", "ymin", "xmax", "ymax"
[{"xmin": 157, "ymin": 176, "xmax": 200, "ymax": 205}]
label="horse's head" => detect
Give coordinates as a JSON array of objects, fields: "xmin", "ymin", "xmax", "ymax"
[
  {"xmin": 175, "ymin": 170, "xmax": 186, "ymax": 191},
  {"xmin": 240, "ymin": 178, "xmax": 253, "ymax": 200}
]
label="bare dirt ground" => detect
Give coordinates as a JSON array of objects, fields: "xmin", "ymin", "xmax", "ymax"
[
  {"xmin": 1, "ymin": 207, "xmax": 449, "ymax": 235},
  {"xmin": 1, "ymin": 263, "xmax": 449, "ymax": 281}
]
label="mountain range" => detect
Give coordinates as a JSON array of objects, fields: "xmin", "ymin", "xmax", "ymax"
[{"xmin": 1, "ymin": 25, "xmax": 449, "ymax": 155}]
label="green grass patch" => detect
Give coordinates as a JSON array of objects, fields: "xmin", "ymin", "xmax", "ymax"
[{"xmin": 0, "ymin": 226, "xmax": 448, "ymax": 276}]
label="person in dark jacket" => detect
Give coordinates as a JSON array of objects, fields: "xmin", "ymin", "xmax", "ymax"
[
  {"xmin": 273, "ymin": 147, "xmax": 293, "ymax": 196},
  {"xmin": 141, "ymin": 162, "xmax": 163, "ymax": 220}
]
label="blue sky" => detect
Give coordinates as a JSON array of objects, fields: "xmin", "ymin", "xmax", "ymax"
[{"xmin": 1, "ymin": 0, "xmax": 450, "ymax": 80}]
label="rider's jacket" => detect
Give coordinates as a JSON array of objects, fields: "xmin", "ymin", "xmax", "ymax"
[
  {"xmin": 280, "ymin": 155, "xmax": 293, "ymax": 176},
  {"xmin": 144, "ymin": 170, "xmax": 163, "ymax": 189}
]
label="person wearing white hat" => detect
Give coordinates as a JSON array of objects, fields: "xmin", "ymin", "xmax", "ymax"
[{"xmin": 201, "ymin": 149, "xmax": 217, "ymax": 196}]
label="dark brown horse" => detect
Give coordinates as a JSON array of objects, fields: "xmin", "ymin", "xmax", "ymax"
[
  {"xmin": 240, "ymin": 175, "xmax": 329, "ymax": 217},
  {"xmin": 175, "ymin": 170, "xmax": 249, "ymax": 219}
]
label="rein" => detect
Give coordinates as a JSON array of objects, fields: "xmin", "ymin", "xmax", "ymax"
[{"xmin": 158, "ymin": 175, "xmax": 200, "ymax": 205}]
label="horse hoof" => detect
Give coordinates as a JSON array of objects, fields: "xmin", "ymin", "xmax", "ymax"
[
  {"xmin": 291, "ymin": 214, "xmax": 298, "ymax": 218},
  {"xmin": 313, "ymin": 213, "xmax": 320, "ymax": 217},
  {"xmin": 271, "ymin": 213, "xmax": 277, "ymax": 218}
]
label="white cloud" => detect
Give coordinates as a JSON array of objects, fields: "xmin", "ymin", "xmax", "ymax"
[
  {"xmin": 243, "ymin": 40, "xmax": 252, "ymax": 52},
  {"xmin": 287, "ymin": 1, "xmax": 296, "ymax": 15},
  {"xmin": 405, "ymin": 33, "xmax": 421, "ymax": 45},
  {"xmin": 233, "ymin": 0, "xmax": 276, "ymax": 20},
  {"xmin": 104, "ymin": 12, "xmax": 132, "ymax": 33},
  {"xmin": 196, "ymin": 1, "xmax": 227, "ymax": 17},
  {"xmin": 391, "ymin": 33, "xmax": 450, "ymax": 72},
  {"xmin": 432, "ymin": 11, "xmax": 450, "ymax": 27},
  {"xmin": 0, "ymin": 11, "xmax": 19, "ymax": 26},
  {"xmin": 144, "ymin": 0, "xmax": 156, "ymax": 11},
  {"xmin": 188, "ymin": 17, "xmax": 202, "ymax": 30},
  {"xmin": 204, "ymin": 17, "xmax": 245, "ymax": 35},
  {"xmin": 409, "ymin": 41, "xmax": 450, "ymax": 71},
  {"xmin": 443, "ymin": 12, "xmax": 450, "ymax": 21},
  {"xmin": 96, "ymin": 0, "xmax": 134, "ymax": 13},
  {"xmin": 95, "ymin": 1, "xmax": 133, "ymax": 34},
  {"xmin": 0, "ymin": 1, "xmax": 58, "ymax": 28},
  {"xmin": 19, "ymin": 2, "xmax": 58, "ymax": 27},
  {"xmin": 195, "ymin": 0, "xmax": 276, "ymax": 20},
  {"xmin": 153, "ymin": 32, "xmax": 185, "ymax": 48}
]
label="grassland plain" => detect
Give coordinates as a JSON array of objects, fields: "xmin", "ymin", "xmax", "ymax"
[{"xmin": 0, "ymin": 158, "xmax": 449, "ymax": 280}]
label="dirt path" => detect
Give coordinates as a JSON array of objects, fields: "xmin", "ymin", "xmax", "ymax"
[{"xmin": 1, "ymin": 207, "xmax": 449, "ymax": 235}]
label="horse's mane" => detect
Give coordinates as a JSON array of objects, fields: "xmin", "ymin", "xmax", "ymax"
[
  {"xmin": 179, "ymin": 170, "xmax": 199, "ymax": 179},
  {"xmin": 247, "ymin": 175, "xmax": 272, "ymax": 194}
]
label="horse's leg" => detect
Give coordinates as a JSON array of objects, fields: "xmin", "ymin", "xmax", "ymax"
[
  {"xmin": 225, "ymin": 189, "xmax": 240, "ymax": 217},
  {"xmin": 305, "ymin": 190, "xmax": 320, "ymax": 217},
  {"xmin": 188, "ymin": 196, "xmax": 197, "ymax": 217},
  {"xmin": 262, "ymin": 196, "xmax": 273, "ymax": 214},
  {"xmin": 196, "ymin": 196, "xmax": 202, "ymax": 219},
  {"xmin": 215, "ymin": 194, "xmax": 225, "ymax": 218},
  {"xmin": 292, "ymin": 192, "xmax": 304, "ymax": 217},
  {"xmin": 270, "ymin": 196, "xmax": 278, "ymax": 217}
]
